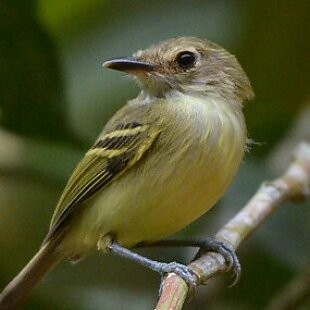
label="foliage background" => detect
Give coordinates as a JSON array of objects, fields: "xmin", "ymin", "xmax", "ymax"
[{"xmin": 0, "ymin": 1, "xmax": 309, "ymax": 309}]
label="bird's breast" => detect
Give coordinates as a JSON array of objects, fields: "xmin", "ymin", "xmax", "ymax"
[
  {"xmin": 60, "ymin": 96, "xmax": 247, "ymax": 255},
  {"xmin": 109, "ymin": 96, "xmax": 247, "ymax": 245}
]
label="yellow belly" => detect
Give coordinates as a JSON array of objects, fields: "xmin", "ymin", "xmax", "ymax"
[{"xmin": 59, "ymin": 97, "xmax": 246, "ymax": 257}]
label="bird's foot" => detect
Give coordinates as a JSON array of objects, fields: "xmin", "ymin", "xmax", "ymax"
[{"xmin": 193, "ymin": 237, "xmax": 241, "ymax": 286}]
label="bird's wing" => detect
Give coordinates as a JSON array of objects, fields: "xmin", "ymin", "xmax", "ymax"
[{"xmin": 44, "ymin": 121, "xmax": 160, "ymax": 243}]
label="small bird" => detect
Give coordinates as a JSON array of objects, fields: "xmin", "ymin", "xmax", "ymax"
[{"xmin": 0, "ymin": 37, "xmax": 254, "ymax": 309}]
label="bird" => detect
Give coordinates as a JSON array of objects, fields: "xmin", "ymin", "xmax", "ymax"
[{"xmin": 0, "ymin": 36, "xmax": 254, "ymax": 309}]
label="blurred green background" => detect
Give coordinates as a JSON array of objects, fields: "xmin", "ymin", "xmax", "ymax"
[{"xmin": 0, "ymin": 0, "xmax": 309, "ymax": 309}]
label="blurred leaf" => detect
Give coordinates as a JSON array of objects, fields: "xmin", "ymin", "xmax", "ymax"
[
  {"xmin": 38, "ymin": 0, "xmax": 109, "ymax": 42},
  {"xmin": 0, "ymin": 0, "xmax": 72, "ymax": 142},
  {"xmin": 239, "ymin": 0, "xmax": 310, "ymax": 155},
  {"xmin": 22, "ymin": 139, "xmax": 83, "ymax": 185}
]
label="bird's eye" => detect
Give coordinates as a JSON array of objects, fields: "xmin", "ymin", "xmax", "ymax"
[{"xmin": 176, "ymin": 51, "xmax": 197, "ymax": 70}]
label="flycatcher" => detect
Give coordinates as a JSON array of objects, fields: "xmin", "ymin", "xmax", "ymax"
[{"xmin": 0, "ymin": 37, "xmax": 254, "ymax": 309}]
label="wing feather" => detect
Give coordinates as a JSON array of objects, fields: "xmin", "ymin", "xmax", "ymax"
[{"xmin": 44, "ymin": 121, "xmax": 160, "ymax": 243}]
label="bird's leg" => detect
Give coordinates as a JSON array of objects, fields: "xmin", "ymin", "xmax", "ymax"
[
  {"xmin": 108, "ymin": 241, "xmax": 199, "ymax": 292},
  {"xmin": 136, "ymin": 237, "xmax": 241, "ymax": 286}
]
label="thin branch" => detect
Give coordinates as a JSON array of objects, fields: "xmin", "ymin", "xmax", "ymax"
[
  {"xmin": 266, "ymin": 264, "xmax": 310, "ymax": 310},
  {"xmin": 155, "ymin": 142, "xmax": 310, "ymax": 310}
]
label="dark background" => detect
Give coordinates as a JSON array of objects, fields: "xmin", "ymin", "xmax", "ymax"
[{"xmin": 0, "ymin": 1, "xmax": 309, "ymax": 309}]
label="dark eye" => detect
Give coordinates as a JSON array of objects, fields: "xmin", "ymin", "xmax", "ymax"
[{"xmin": 176, "ymin": 51, "xmax": 196, "ymax": 70}]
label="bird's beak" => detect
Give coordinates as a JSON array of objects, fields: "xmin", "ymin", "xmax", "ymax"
[{"xmin": 102, "ymin": 57, "xmax": 155, "ymax": 74}]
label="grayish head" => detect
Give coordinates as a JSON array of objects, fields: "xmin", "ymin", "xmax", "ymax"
[{"xmin": 103, "ymin": 37, "xmax": 254, "ymax": 104}]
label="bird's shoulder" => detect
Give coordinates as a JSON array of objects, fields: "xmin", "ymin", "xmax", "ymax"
[{"xmin": 44, "ymin": 102, "xmax": 161, "ymax": 243}]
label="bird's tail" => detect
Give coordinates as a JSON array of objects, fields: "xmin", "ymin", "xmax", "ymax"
[{"xmin": 0, "ymin": 241, "xmax": 62, "ymax": 310}]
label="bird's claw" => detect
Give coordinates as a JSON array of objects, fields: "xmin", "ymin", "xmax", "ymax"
[
  {"xmin": 159, "ymin": 262, "xmax": 199, "ymax": 297},
  {"xmin": 193, "ymin": 238, "xmax": 241, "ymax": 286}
]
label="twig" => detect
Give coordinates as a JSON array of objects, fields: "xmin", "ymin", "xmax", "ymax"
[
  {"xmin": 266, "ymin": 264, "xmax": 310, "ymax": 310},
  {"xmin": 155, "ymin": 142, "xmax": 310, "ymax": 310}
]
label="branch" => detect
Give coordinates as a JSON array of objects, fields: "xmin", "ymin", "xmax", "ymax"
[
  {"xmin": 266, "ymin": 264, "xmax": 310, "ymax": 309},
  {"xmin": 155, "ymin": 142, "xmax": 310, "ymax": 310}
]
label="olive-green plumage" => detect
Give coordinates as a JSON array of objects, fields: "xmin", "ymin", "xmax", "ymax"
[{"xmin": 0, "ymin": 37, "xmax": 254, "ymax": 309}]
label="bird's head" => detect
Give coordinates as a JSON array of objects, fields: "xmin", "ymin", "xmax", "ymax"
[{"xmin": 103, "ymin": 37, "xmax": 254, "ymax": 104}]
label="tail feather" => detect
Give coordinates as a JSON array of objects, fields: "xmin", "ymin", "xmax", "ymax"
[{"xmin": 0, "ymin": 242, "xmax": 62, "ymax": 310}]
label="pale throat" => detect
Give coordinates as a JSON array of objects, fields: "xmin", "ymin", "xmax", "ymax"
[
  {"xmin": 136, "ymin": 75, "xmax": 243, "ymax": 112},
  {"xmin": 138, "ymin": 84, "xmax": 243, "ymax": 118}
]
